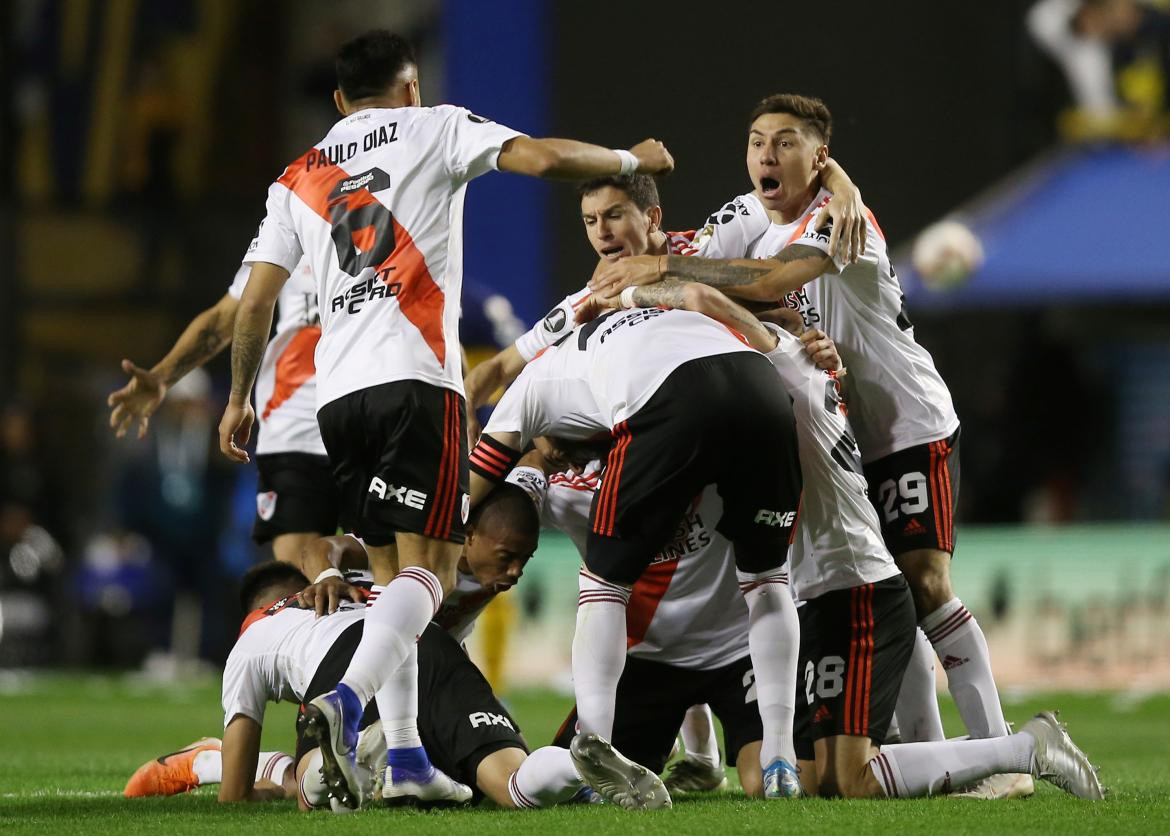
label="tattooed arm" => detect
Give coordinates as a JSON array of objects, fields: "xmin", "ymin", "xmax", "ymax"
[
  {"xmin": 219, "ymin": 262, "xmax": 289, "ymax": 463},
  {"xmin": 590, "ymin": 245, "xmax": 834, "ymax": 304},
  {"xmin": 626, "ymin": 280, "xmax": 778, "ymax": 353},
  {"xmin": 107, "ymin": 293, "xmax": 240, "ymax": 439}
]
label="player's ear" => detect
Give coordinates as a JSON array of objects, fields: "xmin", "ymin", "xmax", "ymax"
[
  {"xmin": 406, "ymin": 78, "xmax": 421, "ymax": 107},
  {"xmin": 646, "ymin": 205, "xmax": 663, "ymax": 233},
  {"xmin": 333, "ymin": 89, "xmax": 349, "ymax": 116},
  {"xmin": 813, "ymin": 144, "xmax": 829, "ymax": 170}
]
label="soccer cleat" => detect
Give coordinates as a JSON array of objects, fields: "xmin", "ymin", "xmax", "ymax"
[
  {"xmin": 762, "ymin": 758, "xmax": 804, "ymax": 799},
  {"xmin": 663, "ymin": 758, "xmax": 729, "ymax": 794},
  {"xmin": 299, "ymin": 686, "xmax": 365, "ymax": 810},
  {"xmin": 954, "ymin": 772, "xmax": 1036, "ymax": 800},
  {"xmin": 569, "ymin": 732, "xmax": 672, "ymax": 810},
  {"xmin": 381, "ymin": 761, "xmax": 473, "ymax": 806},
  {"xmin": 123, "ymin": 737, "xmax": 221, "ymax": 797},
  {"xmin": 1020, "ymin": 711, "xmax": 1105, "ymax": 800}
]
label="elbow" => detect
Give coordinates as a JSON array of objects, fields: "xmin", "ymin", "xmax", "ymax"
[
  {"xmin": 527, "ymin": 147, "xmax": 561, "ymax": 178},
  {"xmin": 682, "ymin": 282, "xmax": 719, "ymax": 313}
]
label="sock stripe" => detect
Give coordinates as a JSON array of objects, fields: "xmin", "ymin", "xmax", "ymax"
[
  {"xmin": 925, "ymin": 606, "xmax": 972, "ymax": 644},
  {"xmin": 397, "ymin": 567, "xmax": 442, "ymax": 617},
  {"xmin": 875, "ymin": 753, "xmax": 899, "ymax": 798},
  {"xmin": 578, "ymin": 592, "xmax": 630, "ymax": 606},
  {"xmin": 261, "ymin": 752, "xmax": 282, "ymax": 781},
  {"xmin": 508, "ymin": 772, "xmax": 539, "ymax": 809},
  {"xmin": 579, "ymin": 568, "xmax": 630, "ymax": 595}
]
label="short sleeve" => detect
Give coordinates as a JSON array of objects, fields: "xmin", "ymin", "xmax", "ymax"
[
  {"xmin": 514, "ymin": 287, "xmax": 589, "ymax": 361},
  {"xmin": 439, "ymin": 106, "xmax": 527, "ymax": 184},
  {"xmin": 221, "ymin": 651, "xmax": 268, "ymax": 728},
  {"xmin": 690, "ymin": 194, "xmax": 771, "ymax": 259},
  {"xmin": 226, "ymin": 264, "xmax": 250, "ymax": 301},
  {"xmin": 246, "ymin": 180, "xmax": 304, "ymax": 272},
  {"xmin": 793, "ymin": 215, "xmax": 845, "ymax": 271},
  {"xmin": 505, "ymin": 466, "xmax": 548, "ymax": 513}
]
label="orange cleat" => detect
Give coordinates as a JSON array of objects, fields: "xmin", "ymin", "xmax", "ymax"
[{"xmin": 123, "ymin": 737, "xmax": 222, "ymax": 797}]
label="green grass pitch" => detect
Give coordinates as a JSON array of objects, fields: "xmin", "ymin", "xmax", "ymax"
[{"xmin": 2, "ymin": 674, "xmax": 1168, "ymax": 833}]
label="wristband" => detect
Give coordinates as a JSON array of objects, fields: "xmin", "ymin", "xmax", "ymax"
[
  {"xmin": 314, "ymin": 568, "xmax": 343, "ymax": 584},
  {"xmin": 619, "ymin": 286, "xmax": 638, "ymax": 309},
  {"xmin": 613, "ymin": 149, "xmax": 639, "ymax": 176}
]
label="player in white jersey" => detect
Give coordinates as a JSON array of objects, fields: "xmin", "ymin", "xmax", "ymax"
[
  {"xmin": 107, "ymin": 247, "xmax": 338, "ymax": 564},
  {"xmin": 589, "ymin": 94, "xmax": 1016, "ymax": 792},
  {"xmin": 193, "ymin": 560, "xmax": 669, "ymax": 810},
  {"xmin": 594, "ymin": 279, "xmax": 1104, "ymax": 801},
  {"xmin": 216, "ymin": 31, "xmax": 674, "ymax": 809},
  {"xmin": 468, "ymin": 299, "xmax": 805, "ymax": 799}
]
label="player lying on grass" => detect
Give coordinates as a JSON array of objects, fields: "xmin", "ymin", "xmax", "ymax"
[
  {"xmin": 586, "ymin": 277, "xmax": 1105, "ymax": 802},
  {"xmin": 128, "ymin": 558, "xmax": 670, "ymax": 811},
  {"xmin": 589, "ymin": 94, "xmax": 1017, "ymax": 799}
]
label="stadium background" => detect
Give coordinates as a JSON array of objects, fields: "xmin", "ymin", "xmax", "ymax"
[{"xmin": 2, "ymin": 0, "xmax": 1169, "ymax": 706}]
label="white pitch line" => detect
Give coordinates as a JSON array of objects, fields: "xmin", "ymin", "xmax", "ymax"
[{"xmin": 1, "ymin": 789, "xmax": 124, "ymax": 799}]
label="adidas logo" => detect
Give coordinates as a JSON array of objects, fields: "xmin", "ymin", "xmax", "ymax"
[
  {"xmin": 941, "ymin": 654, "xmax": 969, "ymax": 671},
  {"xmin": 902, "ymin": 518, "xmax": 926, "ymax": 536},
  {"xmin": 813, "ymin": 704, "xmax": 832, "ymax": 724}
]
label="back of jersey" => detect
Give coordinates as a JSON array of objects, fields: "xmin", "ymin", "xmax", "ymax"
[
  {"xmin": 250, "ymin": 105, "xmax": 523, "ymax": 410},
  {"xmin": 577, "ymin": 307, "xmax": 757, "ymax": 425}
]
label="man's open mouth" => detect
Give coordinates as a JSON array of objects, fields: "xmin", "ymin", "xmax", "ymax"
[
  {"xmin": 760, "ymin": 177, "xmax": 781, "ymax": 198},
  {"xmin": 601, "ymin": 245, "xmax": 625, "ymax": 258}
]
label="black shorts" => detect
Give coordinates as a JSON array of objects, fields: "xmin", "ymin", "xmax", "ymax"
[
  {"xmin": 317, "ymin": 380, "xmax": 469, "ymax": 547},
  {"xmin": 864, "ymin": 427, "xmax": 960, "ymax": 557},
  {"xmin": 251, "ymin": 453, "xmax": 341, "ymax": 544},
  {"xmin": 552, "ymin": 653, "xmax": 762, "ymax": 773},
  {"xmin": 794, "ymin": 576, "xmax": 915, "ymax": 750},
  {"xmin": 585, "ymin": 353, "xmax": 802, "ymax": 585},
  {"xmin": 295, "ymin": 622, "xmax": 526, "ymax": 795}
]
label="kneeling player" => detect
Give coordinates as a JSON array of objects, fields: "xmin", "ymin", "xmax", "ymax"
[
  {"xmin": 606, "ymin": 279, "xmax": 1105, "ymax": 802},
  {"xmin": 127, "ymin": 560, "xmax": 670, "ymax": 810}
]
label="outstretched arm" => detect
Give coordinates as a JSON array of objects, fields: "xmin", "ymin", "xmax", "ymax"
[
  {"xmin": 218, "ymin": 262, "xmax": 289, "ymax": 463},
  {"xmin": 590, "ymin": 246, "xmax": 833, "ymax": 305},
  {"xmin": 497, "ymin": 137, "xmax": 674, "ymax": 179},
  {"xmin": 108, "ymin": 292, "xmax": 239, "ymax": 439}
]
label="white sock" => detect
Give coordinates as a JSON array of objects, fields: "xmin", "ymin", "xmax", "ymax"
[
  {"xmin": 507, "ymin": 746, "xmax": 583, "ymax": 808},
  {"xmin": 894, "ymin": 628, "xmax": 946, "ymax": 742},
  {"xmin": 680, "ymin": 704, "xmax": 720, "ymax": 769},
  {"xmin": 572, "ymin": 568, "xmax": 631, "ymax": 738},
  {"xmin": 339, "ymin": 568, "xmax": 441, "ymax": 705},
  {"xmin": 192, "ymin": 750, "xmax": 221, "ymax": 785},
  {"xmin": 921, "ymin": 598, "xmax": 1009, "ymax": 738},
  {"xmin": 375, "ymin": 642, "xmax": 422, "ymax": 750},
  {"xmin": 870, "ymin": 733, "xmax": 1033, "ymax": 797},
  {"xmin": 738, "ymin": 567, "xmax": 799, "ymax": 767},
  {"xmin": 298, "ymin": 750, "xmax": 329, "ymax": 809},
  {"xmin": 255, "ymin": 751, "xmax": 294, "ymax": 785}
]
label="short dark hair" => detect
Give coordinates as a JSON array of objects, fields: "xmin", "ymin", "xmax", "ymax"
[
  {"xmin": 749, "ymin": 94, "xmax": 832, "ymax": 146},
  {"xmin": 577, "ymin": 175, "xmax": 660, "ymax": 211},
  {"xmin": 335, "ymin": 30, "xmax": 417, "ymax": 101},
  {"xmin": 470, "ymin": 482, "xmax": 540, "ymax": 541},
  {"xmin": 239, "ymin": 561, "xmax": 309, "ymax": 613}
]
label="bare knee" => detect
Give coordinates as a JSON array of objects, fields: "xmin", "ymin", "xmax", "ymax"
[{"xmin": 895, "ymin": 549, "xmax": 954, "ymax": 615}]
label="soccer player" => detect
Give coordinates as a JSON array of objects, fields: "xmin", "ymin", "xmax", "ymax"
[
  {"xmin": 107, "ymin": 252, "xmax": 337, "ymax": 564},
  {"xmin": 596, "ymin": 280, "xmax": 1104, "ymax": 801},
  {"xmin": 589, "ymin": 94, "xmax": 1020, "ymax": 795},
  {"xmin": 217, "ymin": 30, "xmax": 673, "ymax": 808},
  {"xmin": 468, "ymin": 299, "xmax": 803, "ymax": 801},
  {"xmin": 157, "ymin": 559, "xmax": 669, "ymax": 810}
]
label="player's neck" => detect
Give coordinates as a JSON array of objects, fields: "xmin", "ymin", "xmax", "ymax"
[
  {"xmin": 346, "ymin": 96, "xmax": 411, "ymax": 113},
  {"xmin": 646, "ymin": 230, "xmax": 669, "ymax": 255}
]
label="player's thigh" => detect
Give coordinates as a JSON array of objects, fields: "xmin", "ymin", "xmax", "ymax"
[
  {"xmin": 319, "ymin": 381, "xmax": 469, "ymax": 549},
  {"xmin": 804, "ymin": 578, "xmax": 916, "ymax": 759},
  {"xmin": 712, "ymin": 367, "xmax": 802, "ymax": 567},
  {"xmin": 416, "ymin": 625, "xmax": 527, "ymax": 797},
  {"xmin": 813, "ymin": 734, "xmax": 884, "ymax": 799},
  {"xmin": 474, "ymin": 746, "xmax": 529, "ymax": 807},
  {"xmin": 609, "ymin": 656, "xmax": 695, "ymax": 774},
  {"xmin": 584, "ymin": 422, "xmax": 703, "ymax": 586},
  {"xmin": 864, "ymin": 428, "xmax": 960, "ymax": 560},
  {"xmin": 252, "ymin": 452, "xmax": 341, "ymax": 548}
]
